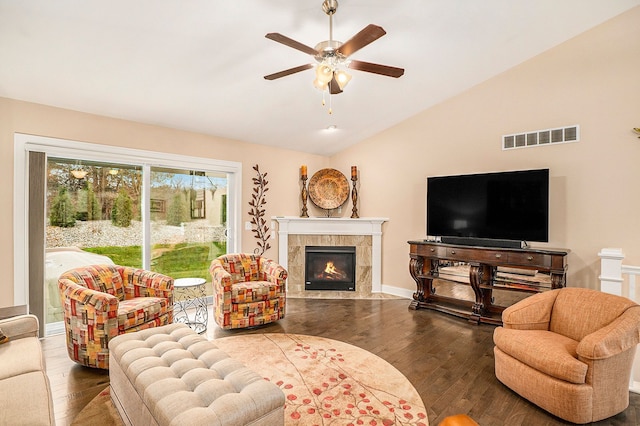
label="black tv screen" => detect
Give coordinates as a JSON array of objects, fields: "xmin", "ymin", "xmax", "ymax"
[{"xmin": 427, "ymin": 169, "xmax": 549, "ymax": 243}]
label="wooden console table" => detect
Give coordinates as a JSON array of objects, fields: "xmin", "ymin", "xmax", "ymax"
[{"xmin": 408, "ymin": 241, "xmax": 569, "ymax": 324}]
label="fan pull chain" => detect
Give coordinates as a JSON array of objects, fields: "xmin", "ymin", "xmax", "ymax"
[{"xmin": 328, "ymin": 90, "xmax": 333, "ymax": 114}]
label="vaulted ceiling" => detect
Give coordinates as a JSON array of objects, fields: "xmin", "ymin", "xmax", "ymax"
[{"xmin": 1, "ymin": 1, "xmax": 638, "ymax": 155}]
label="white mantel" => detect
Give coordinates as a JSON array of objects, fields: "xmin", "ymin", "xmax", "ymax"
[{"xmin": 274, "ymin": 216, "xmax": 388, "ymax": 293}]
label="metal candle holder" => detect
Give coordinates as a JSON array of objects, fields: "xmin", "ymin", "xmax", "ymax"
[
  {"xmin": 351, "ymin": 174, "xmax": 359, "ymax": 218},
  {"xmin": 301, "ymin": 175, "xmax": 309, "ymax": 217}
]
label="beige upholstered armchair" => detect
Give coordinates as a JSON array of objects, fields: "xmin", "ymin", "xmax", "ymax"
[
  {"xmin": 209, "ymin": 253, "xmax": 287, "ymax": 329},
  {"xmin": 58, "ymin": 264, "xmax": 174, "ymax": 369},
  {"xmin": 493, "ymin": 287, "xmax": 640, "ymax": 423}
]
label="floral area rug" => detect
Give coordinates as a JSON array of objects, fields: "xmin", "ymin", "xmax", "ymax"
[
  {"xmin": 73, "ymin": 333, "xmax": 428, "ymax": 426},
  {"xmin": 215, "ymin": 333, "xmax": 428, "ymax": 426},
  {"xmin": 71, "ymin": 386, "xmax": 123, "ymax": 426}
]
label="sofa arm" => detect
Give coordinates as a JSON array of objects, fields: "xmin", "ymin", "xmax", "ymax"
[
  {"xmin": 577, "ymin": 305, "xmax": 640, "ymax": 360},
  {"xmin": 117, "ymin": 266, "xmax": 174, "ymax": 304},
  {"xmin": 501, "ymin": 289, "xmax": 561, "ymax": 330},
  {"xmin": 261, "ymin": 258, "xmax": 288, "ymax": 285},
  {"xmin": 0, "ymin": 314, "xmax": 39, "ymax": 340}
]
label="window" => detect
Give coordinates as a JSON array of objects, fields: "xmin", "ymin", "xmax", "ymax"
[{"xmin": 14, "ymin": 134, "xmax": 242, "ymax": 335}]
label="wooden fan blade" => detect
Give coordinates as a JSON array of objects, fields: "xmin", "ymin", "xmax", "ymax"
[
  {"xmin": 265, "ymin": 33, "xmax": 319, "ymax": 56},
  {"xmin": 264, "ymin": 64, "xmax": 314, "ymax": 80},
  {"xmin": 329, "ymin": 75, "xmax": 343, "ymax": 95},
  {"xmin": 348, "ymin": 60, "xmax": 404, "ymax": 78},
  {"xmin": 337, "ymin": 24, "xmax": 386, "ymax": 57}
]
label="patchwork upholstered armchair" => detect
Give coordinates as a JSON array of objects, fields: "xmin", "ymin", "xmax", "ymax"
[
  {"xmin": 58, "ymin": 264, "xmax": 174, "ymax": 369},
  {"xmin": 209, "ymin": 253, "xmax": 287, "ymax": 329},
  {"xmin": 493, "ymin": 287, "xmax": 640, "ymax": 424}
]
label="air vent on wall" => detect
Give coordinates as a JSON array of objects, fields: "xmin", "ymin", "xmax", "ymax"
[{"xmin": 502, "ymin": 125, "xmax": 579, "ymax": 150}]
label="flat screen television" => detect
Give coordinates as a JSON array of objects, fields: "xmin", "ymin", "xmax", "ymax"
[{"xmin": 426, "ymin": 168, "xmax": 549, "ymax": 247}]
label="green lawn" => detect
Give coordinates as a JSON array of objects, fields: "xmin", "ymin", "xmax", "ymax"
[
  {"xmin": 84, "ymin": 245, "xmax": 143, "ymax": 267},
  {"xmin": 84, "ymin": 241, "xmax": 226, "ymax": 282}
]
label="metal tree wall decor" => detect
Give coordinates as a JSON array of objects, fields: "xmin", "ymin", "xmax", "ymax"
[{"xmin": 248, "ymin": 164, "xmax": 271, "ymax": 255}]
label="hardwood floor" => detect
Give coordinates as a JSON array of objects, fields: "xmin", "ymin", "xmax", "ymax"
[{"xmin": 42, "ymin": 298, "xmax": 640, "ymax": 425}]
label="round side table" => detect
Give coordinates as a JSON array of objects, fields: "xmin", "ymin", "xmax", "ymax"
[{"xmin": 173, "ymin": 278, "xmax": 208, "ymax": 334}]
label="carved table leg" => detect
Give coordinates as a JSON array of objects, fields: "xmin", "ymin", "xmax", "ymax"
[
  {"xmin": 409, "ymin": 256, "xmax": 427, "ymax": 310},
  {"xmin": 409, "ymin": 257, "xmax": 438, "ymax": 310},
  {"xmin": 469, "ymin": 263, "xmax": 490, "ymax": 323}
]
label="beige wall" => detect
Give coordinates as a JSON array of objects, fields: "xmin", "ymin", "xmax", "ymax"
[
  {"xmin": 332, "ymin": 6, "xmax": 640, "ymax": 292},
  {"xmin": 1, "ymin": 7, "xmax": 638, "ymax": 307}
]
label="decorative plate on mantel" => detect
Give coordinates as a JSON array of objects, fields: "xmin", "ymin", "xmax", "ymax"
[{"xmin": 308, "ymin": 168, "xmax": 350, "ymax": 210}]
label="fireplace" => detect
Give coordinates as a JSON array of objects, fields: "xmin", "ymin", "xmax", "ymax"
[
  {"xmin": 305, "ymin": 246, "xmax": 356, "ymax": 291},
  {"xmin": 275, "ymin": 217, "xmax": 388, "ymax": 297}
]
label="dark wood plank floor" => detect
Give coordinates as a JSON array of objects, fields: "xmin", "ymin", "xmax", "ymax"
[{"xmin": 42, "ymin": 298, "xmax": 640, "ymax": 425}]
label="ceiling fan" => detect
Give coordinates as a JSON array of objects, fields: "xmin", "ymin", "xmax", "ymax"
[{"xmin": 264, "ymin": 0, "xmax": 404, "ymax": 112}]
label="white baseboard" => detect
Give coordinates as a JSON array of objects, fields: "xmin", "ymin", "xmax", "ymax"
[{"xmin": 380, "ymin": 284, "xmax": 414, "ymax": 300}]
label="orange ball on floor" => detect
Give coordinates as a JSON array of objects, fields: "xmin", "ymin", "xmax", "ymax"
[{"xmin": 438, "ymin": 414, "xmax": 480, "ymax": 426}]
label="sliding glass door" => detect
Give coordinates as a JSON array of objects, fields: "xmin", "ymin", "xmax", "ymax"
[
  {"xmin": 45, "ymin": 158, "xmax": 145, "ymax": 326},
  {"xmin": 15, "ymin": 134, "xmax": 241, "ymax": 335},
  {"xmin": 148, "ymin": 167, "xmax": 228, "ymax": 283}
]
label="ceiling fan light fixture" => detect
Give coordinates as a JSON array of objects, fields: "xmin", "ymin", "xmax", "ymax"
[
  {"xmin": 313, "ymin": 78, "xmax": 328, "ymax": 90},
  {"xmin": 335, "ymin": 69, "xmax": 351, "ymax": 90},
  {"xmin": 264, "ymin": 0, "xmax": 404, "ymax": 114},
  {"xmin": 315, "ymin": 64, "xmax": 333, "ymax": 84}
]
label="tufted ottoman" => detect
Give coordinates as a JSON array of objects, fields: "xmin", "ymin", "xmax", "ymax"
[{"xmin": 108, "ymin": 323, "xmax": 285, "ymax": 425}]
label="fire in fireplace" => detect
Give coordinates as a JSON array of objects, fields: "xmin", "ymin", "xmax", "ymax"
[{"xmin": 305, "ymin": 246, "xmax": 356, "ymax": 291}]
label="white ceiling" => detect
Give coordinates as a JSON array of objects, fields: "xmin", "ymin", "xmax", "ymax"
[{"xmin": 1, "ymin": 1, "xmax": 638, "ymax": 156}]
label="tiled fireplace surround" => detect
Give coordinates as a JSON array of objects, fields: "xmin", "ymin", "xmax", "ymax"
[{"xmin": 274, "ymin": 217, "xmax": 387, "ymax": 298}]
